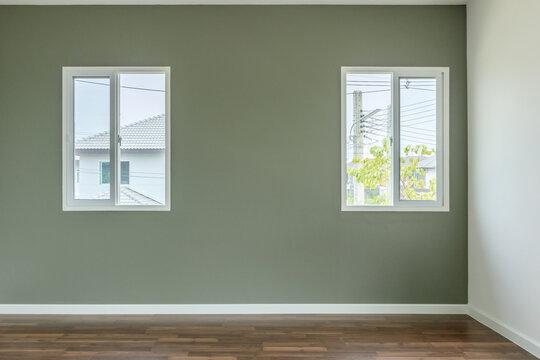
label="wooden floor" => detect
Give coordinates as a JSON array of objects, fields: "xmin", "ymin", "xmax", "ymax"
[{"xmin": 0, "ymin": 314, "xmax": 535, "ymax": 359}]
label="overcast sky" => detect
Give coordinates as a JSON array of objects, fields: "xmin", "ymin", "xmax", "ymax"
[{"xmin": 74, "ymin": 73, "xmax": 165, "ymax": 141}]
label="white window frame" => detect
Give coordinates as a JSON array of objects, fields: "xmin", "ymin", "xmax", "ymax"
[
  {"xmin": 62, "ymin": 66, "xmax": 171, "ymax": 211},
  {"xmin": 341, "ymin": 66, "xmax": 449, "ymax": 212}
]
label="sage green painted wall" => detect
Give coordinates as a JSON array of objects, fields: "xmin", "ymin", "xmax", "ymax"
[{"xmin": 0, "ymin": 5, "xmax": 467, "ymax": 304}]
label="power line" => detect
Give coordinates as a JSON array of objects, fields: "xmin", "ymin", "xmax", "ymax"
[
  {"xmin": 400, "ymin": 102, "xmax": 436, "ymax": 113},
  {"xmin": 358, "ymin": 126, "xmax": 434, "ymax": 141},
  {"xmin": 400, "ymin": 87, "xmax": 436, "ymax": 92},
  {"xmin": 400, "ymin": 108, "xmax": 436, "ymax": 118},
  {"xmin": 75, "ymin": 79, "xmax": 166, "ymax": 93},
  {"xmin": 346, "ymin": 89, "xmax": 391, "ymax": 94},
  {"xmin": 401, "ymin": 99, "xmax": 436, "ymax": 108},
  {"xmin": 346, "ymin": 84, "xmax": 392, "ymax": 87},
  {"xmin": 401, "ymin": 113, "xmax": 436, "ymax": 122},
  {"xmin": 402, "ymin": 125, "xmax": 436, "ymax": 132},
  {"xmin": 347, "ymin": 80, "xmax": 436, "ymax": 83},
  {"xmin": 401, "ymin": 132, "xmax": 436, "ymax": 139},
  {"xmin": 400, "ymin": 134, "xmax": 436, "ymax": 143},
  {"xmin": 401, "ymin": 119, "xmax": 438, "ymax": 127}
]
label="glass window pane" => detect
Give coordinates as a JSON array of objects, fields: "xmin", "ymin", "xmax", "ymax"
[
  {"xmin": 118, "ymin": 73, "xmax": 166, "ymax": 206},
  {"xmin": 345, "ymin": 73, "xmax": 392, "ymax": 206},
  {"xmin": 100, "ymin": 161, "xmax": 110, "ymax": 184},
  {"xmin": 121, "ymin": 161, "xmax": 130, "ymax": 185},
  {"xmin": 73, "ymin": 77, "xmax": 110, "ymax": 199},
  {"xmin": 399, "ymin": 78, "xmax": 437, "ymax": 201}
]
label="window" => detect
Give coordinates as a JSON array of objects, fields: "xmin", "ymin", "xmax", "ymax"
[
  {"xmin": 121, "ymin": 161, "xmax": 129, "ymax": 185},
  {"xmin": 100, "ymin": 161, "xmax": 110, "ymax": 185},
  {"xmin": 341, "ymin": 67, "xmax": 449, "ymax": 211},
  {"xmin": 63, "ymin": 67, "xmax": 170, "ymax": 211},
  {"xmin": 100, "ymin": 161, "xmax": 129, "ymax": 185}
]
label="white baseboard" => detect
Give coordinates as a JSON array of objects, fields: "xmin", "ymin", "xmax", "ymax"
[
  {"xmin": 0, "ymin": 303, "xmax": 467, "ymax": 315},
  {"xmin": 468, "ymin": 306, "xmax": 540, "ymax": 359}
]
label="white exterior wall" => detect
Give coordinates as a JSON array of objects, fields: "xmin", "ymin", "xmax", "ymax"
[
  {"xmin": 422, "ymin": 168, "xmax": 436, "ymax": 189},
  {"xmin": 75, "ymin": 150, "xmax": 166, "ymax": 204},
  {"xmin": 75, "ymin": 151, "xmax": 107, "ymax": 199},
  {"xmin": 468, "ymin": 0, "xmax": 540, "ymax": 356},
  {"xmin": 122, "ymin": 151, "xmax": 166, "ymax": 204}
]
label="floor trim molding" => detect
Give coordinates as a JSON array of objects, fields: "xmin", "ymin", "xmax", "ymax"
[
  {"xmin": 0, "ymin": 303, "xmax": 467, "ymax": 315},
  {"xmin": 468, "ymin": 306, "xmax": 540, "ymax": 359}
]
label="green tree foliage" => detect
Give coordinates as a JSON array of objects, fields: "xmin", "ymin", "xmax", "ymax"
[{"xmin": 347, "ymin": 138, "xmax": 436, "ymax": 204}]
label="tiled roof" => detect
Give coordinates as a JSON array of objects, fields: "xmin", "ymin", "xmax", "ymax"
[
  {"xmin": 76, "ymin": 114, "xmax": 165, "ymax": 150},
  {"xmin": 95, "ymin": 186, "xmax": 162, "ymax": 206}
]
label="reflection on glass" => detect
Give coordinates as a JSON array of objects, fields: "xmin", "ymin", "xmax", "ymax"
[
  {"xmin": 73, "ymin": 77, "xmax": 110, "ymax": 199},
  {"xmin": 118, "ymin": 73, "xmax": 166, "ymax": 206},
  {"xmin": 345, "ymin": 73, "xmax": 393, "ymax": 206},
  {"xmin": 399, "ymin": 78, "xmax": 437, "ymax": 201}
]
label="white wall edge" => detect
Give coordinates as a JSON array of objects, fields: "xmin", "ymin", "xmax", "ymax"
[
  {"xmin": 468, "ymin": 306, "xmax": 540, "ymax": 359},
  {"xmin": 0, "ymin": 303, "xmax": 467, "ymax": 315}
]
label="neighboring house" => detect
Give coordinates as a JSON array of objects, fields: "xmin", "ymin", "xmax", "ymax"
[
  {"xmin": 400, "ymin": 155, "xmax": 437, "ymax": 192},
  {"xmin": 75, "ymin": 114, "xmax": 165, "ymax": 205},
  {"xmin": 416, "ymin": 155, "xmax": 436, "ymax": 189}
]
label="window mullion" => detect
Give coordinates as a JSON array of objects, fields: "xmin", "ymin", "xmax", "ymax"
[
  {"xmin": 436, "ymin": 72, "xmax": 444, "ymax": 206},
  {"xmin": 392, "ymin": 72, "xmax": 401, "ymax": 207},
  {"xmin": 66, "ymin": 73, "xmax": 75, "ymax": 206},
  {"xmin": 110, "ymin": 72, "xmax": 118, "ymax": 206}
]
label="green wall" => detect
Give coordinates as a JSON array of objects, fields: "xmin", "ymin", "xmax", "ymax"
[{"xmin": 0, "ymin": 5, "xmax": 467, "ymax": 304}]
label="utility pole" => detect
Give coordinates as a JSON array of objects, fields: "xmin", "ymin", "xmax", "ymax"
[
  {"xmin": 352, "ymin": 90, "xmax": 365, "ymax": 205},
  {"xmin": 353, "ymin": 91, "xmax": 364, "ymax": 159}
]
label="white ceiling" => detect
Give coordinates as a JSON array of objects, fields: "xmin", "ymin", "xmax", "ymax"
[{"xmin": 0, "ymin": 0, "xmax": 467, "ymax": 5}]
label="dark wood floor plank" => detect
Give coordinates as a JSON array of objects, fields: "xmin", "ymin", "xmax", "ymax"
[{"xmin": 0, "ymin": 315, "xmax": 535, "ymax": 360}]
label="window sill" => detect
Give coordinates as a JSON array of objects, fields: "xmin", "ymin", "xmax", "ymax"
[
  {"xmin": 341, "ymin": 205, "xmax": 449, "ymax": 212},
  {"xmin": 62, "ymin": 205, "xmax": 170, "ymax": 212}
]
